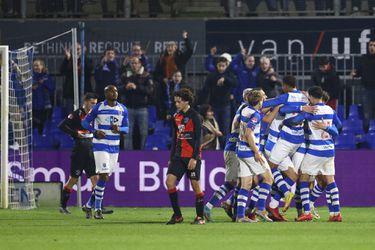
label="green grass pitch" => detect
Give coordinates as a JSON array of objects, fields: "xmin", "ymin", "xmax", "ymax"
[{"xmin": 0, "ymin": 207, "xmax": 374, "ymax": 250}]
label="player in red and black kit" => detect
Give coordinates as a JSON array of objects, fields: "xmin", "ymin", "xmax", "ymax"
[
  {"xmin": 58, "ymin": 92, "xmax": 112, "ymax": 216},
  {"xmin": 166, "ymin": 88, "xmax": 205, "ymax": 225}
]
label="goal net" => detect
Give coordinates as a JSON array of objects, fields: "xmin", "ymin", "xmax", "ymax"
[{"xmin": 1, "ymin": 29, "xmax": 79, "ymax": 209}]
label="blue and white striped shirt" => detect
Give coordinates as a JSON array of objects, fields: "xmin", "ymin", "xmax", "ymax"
[
  {"xmin": 82, "ymin": 100, "xmax": 129, "ymax": 154},
  {"xmin": 237, "ymin": 105, "xmax": 261, "ymax": 158}
]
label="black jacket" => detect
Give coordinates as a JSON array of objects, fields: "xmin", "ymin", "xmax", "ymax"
[
  {"xmin": 120, "ymin": 67, "xmax": 154, "ymax": 109},
  {"xmin": 256, "ymin": 68, "xmax": 279, "ymax": 98},
  {"xmin": 311, "ymin": 65, "xmax": 341, "ymax": 99},
  {"xmin": 199, "ymin": 69, "xmax": 237, "ymax": 107},
  {"xmin": 355, "ymin": 54, "xmax": 375, "ymax": 89}
]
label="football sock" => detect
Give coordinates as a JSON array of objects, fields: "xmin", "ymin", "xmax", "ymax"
[
  {"xmin": 94, "ymin": 180, "xmax": 106, "ymax": 211},
  {"xmin": 61, "ymin": 185, "xmax": 72, "ymax": 208},
  {"xmin": 299, "ymin": 182, "xmax": 311, "ymax": 214},
  {"xmin": 326, "ymin": 182, "xmax": 341, "ymax": 216},
  {"xmin": 310, "ymin": 184, "xmax": 324, "ymax": 203},
  {"xmin": 206, "ymin": 182, "xmax": 234, "ymax": 209},
  {"xmin": 247, "ymin": 185, "xmax": 260, "ymax": 211},
  {"xmin": 168, "ymin": 188, "xmax": 182, "ymax": 217},
  {"xmin": 196, "ymin": 192, "xmax": 205, "ymax": 218},
  {"xmin": 236, "ymin": 188, "xmax": 249, "ymax": 218},
  {"xmin": 257, "ymin": 183, "xmax": 272, "ymax": 211}
]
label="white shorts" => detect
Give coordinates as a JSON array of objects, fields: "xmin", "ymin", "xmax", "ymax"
[
  {"xmin": 224, "ymin": 150, "xmax": 239, "ymax": 181},
  {"xmin": 238, "ymin": 155, "xmax": 270, "ymax": 177},
  {"xmin": 264, "ymin": 149, "xmax": 294, "ymax": 172},
  {"xmin": 300, "ymin": 154, "xmax": 335, "ymax": 176},
  {"xmin": 94, "ymin": 151, "xmax": 119, "ymax": 175},
  {"xmin": 292, "ymin": 151, "xmax": 305, "ymax": 172},
  {"xmin": 269, "ymin": 139, "xmax": 300, "ymax": 166}
]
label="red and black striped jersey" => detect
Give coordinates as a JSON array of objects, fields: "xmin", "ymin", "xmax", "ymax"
[{"xmin": 170, "ymin": 108, "xmax": 202, "ymax": 160}]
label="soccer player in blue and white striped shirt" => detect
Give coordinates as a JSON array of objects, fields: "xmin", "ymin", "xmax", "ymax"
[
  {"xmin": 284, "ymin": 86, "xmax": 341, "ymax": 222},
  {"xmin": 82, "ymin": 85, "xmax": 129, "ymax": 219}
]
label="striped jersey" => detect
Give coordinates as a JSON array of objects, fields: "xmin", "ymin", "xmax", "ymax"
[
  {"xmin": 263, "ymin": 90, "xmax": 308, "ymax": 144},
  {"xmin": 237, "ymin": 104, "xmax": 262, "ymax": 158},
  {"xmin": 224, "ymin": 103, "xmax": 247, "ymax": 152},
  {"xmin": 82, "ymin": 100, "xmax": 129, "ymax": 154},
  {"xmin": 264, "ymin": 112, "xmax": 284, "ymax": 152}
]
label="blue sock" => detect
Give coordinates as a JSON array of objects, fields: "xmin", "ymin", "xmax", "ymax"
[
  {"xmin": 257, "ymin": 183, "xmax": 271, "ymax": 211},
  {"xmin": 86, "ymin": 191, "xmax": 95, "ymax": 208},
  {"xmin": 272, "ymin": 168, "xmax": 290, "ymax": 196},
  {"xmin": 284, "ymin": 176, "xmax": 295, "ymax": 189},
  {"xmin": 230, "ymin": 186, "xmax": 239, "ymax": 207},
  {"xmin": 325, "ymin": 190, "xmax": 334, "ymax": 215},
  {"xmin": 299, "ymin": 182, "xmax": 310, "ymax": 214},
  {"xmin": 310, "ymin": 184, "xmax": 324, "ymax": 203},
  {"xmin": 94, "ymin": 180, "xmax": 106, "ymax": 211},
  {"xmin": 326, "ymin": 182, "xmax": 340, "ymax": 215},
  {"xmin": 236, "ymin": 188, "xmax": 249, "ymax": 218},
  {"xmin": 206, "ymin": 182, "xmax": 234, "ymax": 209},
  {"xmin": 247, "ymin": 186, "xmax": 259, "ymax": 211},
  {"xmin": 295, "ymin": 186, "xmax": 303, "ymax": 210}
]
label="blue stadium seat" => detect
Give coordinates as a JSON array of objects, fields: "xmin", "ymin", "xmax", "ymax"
[
  {"xmin": 51, "ymin": 106, "xmax": 63, "ymax": 122},
  {"xmin": 342, "ymin": 119, "xmax": 364, "ymax": 135},
  {"xmin": 58, "ymin": 134, "xmax": 74, "ymax": 149},
  {"xmin": 337, "ymin": 104, "xmax": 345, "ymax": 121},
  {"xmin": 33, "ymin": 133, "xmax": 55, "ymax": 149},
  {"xmin": 348, "ymin": 104, "xmax": 359, "ymax": 119},
  {"xmin": 145, "ymin": 134, "xmax": 169, "ymax": 150},
  {"xmin": 155, "ymin": 120, "xmax": 170, "ymax": 133},
  {"xmin": 43, "ymin": 120, "xmax": 60, "ymax": 136},
  {"xmin": 148, "ymin": 105, "xmax": 157, "ymax": 129},
  {"xmin": 368, "ymin": 120, "xmax": 375, "ymax": 134},
  {"xmin": 334, "ymin": 133, "xmax": 356, "ymax": 149},
  {"xmin": 365, "ymin": 133, "xmax": 375, "ymax": 149}
]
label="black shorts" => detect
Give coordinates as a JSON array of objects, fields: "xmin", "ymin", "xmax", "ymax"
[
  {"xmin": 167, "ymin": 157, "xmax": 201, "ymax": 181},
  {"xmin": 70, "ymin": 139, "xmax": 96, "ymax": 178}
]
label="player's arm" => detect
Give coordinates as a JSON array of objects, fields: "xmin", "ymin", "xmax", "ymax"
[
  {"xmin": 282, "ymin": 113, "xmax": 308, "ymax": 127},
  {"xmin": 58, "ymin": 111, "xmax": 81, "ymax": 138},
  {"xmin": 312, "ymin": 118, "xmax": 339, "ymax": 136},
  {"xmin": 262, "ymin": 104, "xmax": 283, "ymax": 124},
  {"xmin": 262, "ymin": 94, "xmax": 287, "ymax": 109},
  {"xmin": 81, "ymin": 104, "xmax": 105, "ymax": 139},
  {"xmin": 244, "ymin": 113, "xmax": 264, "ymax": 164},
  {"xmin": 280, "ymin": 104, "xmax": 316, "ymax": 114},
  {"xmin": 333, "ymin": 111, "xmax": 342, "ymax": 130}
]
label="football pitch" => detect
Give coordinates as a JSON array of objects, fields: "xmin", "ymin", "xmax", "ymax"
[{"xmin": 0, "ymin": 207, "xmax": 374, "ymax": 250}]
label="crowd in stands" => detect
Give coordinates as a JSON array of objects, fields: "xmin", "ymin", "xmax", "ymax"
[
  {"xmin": 32, "ymin": 32, "xmax": 375, "ymax": 151},
  {"xmin": 1, "ymin": 0, "xmax": 375, "ymax": 18}
]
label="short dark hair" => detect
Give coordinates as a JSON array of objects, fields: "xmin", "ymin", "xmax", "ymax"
[
  {"xmin": 322, "ymin": 91, "xmax": 330, "ymax": 103},
  {"xmin": 247, "ymin": 90, "xmax": 263, "ymax": 106},
  {"xmin": 217, "ymin": 57, "xmax": 229, "ymax": 64},
  {"xmin": 105, "ymin": 46, "xmax": 114, "ymax": 52},
  {"xmin": 199, "ymin": 104, "xmax": 212, "ymax": 119},
  {"xmin": 308, "ymin": 86, "xmax": 324, "ymax": 99},
  {"xmin": 282, "ymin": 75, "xmax": 297, "ymax": 88},
  {"xmin": 84, "ymin": 92, "xmax": 98, "ymax": 101},
  {"xmin": 174, "ymin": 88, "xmax": 194, "ymax": 105}
]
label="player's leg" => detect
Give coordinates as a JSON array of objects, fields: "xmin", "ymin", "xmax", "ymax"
[
  {"xmin": 82, "ymin": 174, "xmax": 98, "ymax": 219},
  {"xmin": 166, "ymin": 159, "xmax": 185, "ymax": 224},
  {"xmin": 60, "ymin": 176, "xmax": 78, "ymax": 214},
  {"xmin": 189, "ymin": 159, "xmax": 205, "ymax": 224},
  {"xmin": 309, "ymin": 175, "xmax": 326, "ymax": 220},
  {"xmin": 235, "ymin": 158, "xmax": 255, "ymax": 222},
  {"xmin": 255, "ymin": 168, "xmax": 273, "ymax": 222},
  {"xmin": 323, "ymin": 158, "xmax": 341, "ymax": 222}
]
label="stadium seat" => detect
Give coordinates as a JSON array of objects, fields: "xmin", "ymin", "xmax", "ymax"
[
  {"xmin": 145, "ymin": 134, "xmax": 169, "ymax": 150},
  {"xmin": 155, "ymin": 120, "xmax": 170, "ymax": 133},
  {"xmin": 341, "ymin": 119, "xmax": 364, "ymax": 135},
  {"xmin": 58, "ymin": 134, "xmax": 74, "ymax": 149},
  {"xmin": 51, "ymin": 106, "xmax": 63, "ymax": 122},
  {"xmin": 148, "ymin": 105, "xmax": 157, "ymax": 129},
  {"xmin": 368, "ymin": 120, "xmax": 375, "ymax": 134},
  {"xmin": 348, "ymin": 104, "xmax": 359, "ymax": 119},
  {"xmin": 337, "ymin": 104, "xmax": 345, "ymax": 121},
  {"xmin": 43, "ymin": 120, "xmax": 60, "ymax": 136},
  {"xmin": 334, "ymin": 133, "xmax": 356, "ymax": 149},
  {"xmin": 365, "ymin": 133, "xmax": 375, "ymax": 149},
  {"xmin": 33, "ymin": 133, "xmax": 56, "ymax": 149}
]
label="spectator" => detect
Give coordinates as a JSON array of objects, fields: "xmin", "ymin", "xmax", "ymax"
[
  {"xmin": 256, "ymin": 56, "xmax": 279, "ymax": 98},
  {"xmin": 311, "ymin": 56, "xmax": 341, "ymax": 110},
  {"xmin": 231, "ymin": 49, "xmax": 260, "ymax": 105},
  {"xmin": 314, "ymin": 0, "xmax": 346, "ymax": 15},
  {"xmin": 200, "ymin": 104, "xmax": 222, "ymax": 150},
  {"xmin": 165, "ymin": 70, "xmax": 188, "ymax": 120},
  {"xmin": 32, "ymin": 59, "xmax": 55, "ymax": 134},
  {"xmin": 94, "ymin": 47, "xmax": 121, "ymax": 101},
  {"xmin": 2, "ymin": 0, "xmax": 21, "ymax": 17},
  {"xmin": 280, "ymin": 0, "xmax": 306, "ymax": 16},
  {"xmin": 205, "ymin": 46, "xmax": 232, "ymax": 73},
  {"xmin": 199, "ymin": 57, "xmax": 237, "ymax": 147},
  {"xmin": 154, "ymin": 30, "xmax": 193, "ymax": 118},
  {"xmin": 149, "ymin": 0, "xmax": 163, "ymax": 17},
  {"xmin": 121, "ymin": 44, "xmax": 152, "ymax": 74},
  {"xmin": 352, "ymin": 38, "xmax": 375, "ymax": 127},
  {"xmin": 120, "ymin": 56, "xmax": 154, "ymax": 150},
  {"xmin": 60, "ymin": 43, "xmax": 93, "ymax": 116}
]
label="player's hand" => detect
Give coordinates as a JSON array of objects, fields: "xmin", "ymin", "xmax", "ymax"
[
  {"xmin": 302, "ymin": 105, "xmax": 317, "ymax": 114},
  {"xmin": 187, "ymin": 158, "xmax": 197, "ymax": 170},
  {"xmin": 111, "ymin": 124, "xmax": 120, "ymax": 134},
  {"xmin": 254, "ymin": 151, "xmax": 265, "ymax": 165},
  {"xmin": 64, "ymin": 48, "xmax": 71, "ymax": 60},
  {"xmin": 210, "ymin": 46, "xmax": 217, "ymax": 56},
  {"xmin": 182, "ymin": 30, "xmax": 188, "ymax": 39},
  {"xmin": 312, "ymin": 118, "xmax": 327, "ymax": 130},
  {"xmin": 76, "ymin": 131, "xmax": 86, "ymax": 138},
  {"xmin": 95, "ymin": 130, "xmax": 106, "ymax": 139},
  {"xmin": 275, "ymin": 104, "xmax": 284, "ymax": 110}
]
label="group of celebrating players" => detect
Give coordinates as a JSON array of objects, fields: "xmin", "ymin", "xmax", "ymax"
[
  {"xmin": 58, "ymin": 76, "xmax": 342, "ymax": 224},
  {"xmin": 167, "ymin": 75, "xmax": 342, "ymax": 224}
]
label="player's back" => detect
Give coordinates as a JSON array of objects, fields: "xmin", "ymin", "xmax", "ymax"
[{"xmin": 237, "ymin": 105, "xmax": 261, "ymax": 158}]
